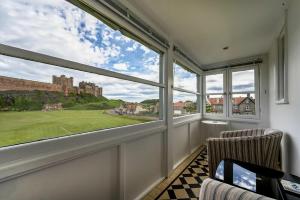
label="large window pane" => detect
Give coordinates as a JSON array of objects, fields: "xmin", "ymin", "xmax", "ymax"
[
  {"xmin": 232, "ymin": 93, "xmax": 256, "ymax": 115},
  {"xmin": 232, "ymin": 69, "xmax": 255, "ymax": 92},
  {"xmin": 173, "ymin": 91, "xmax": 197, "ymax": 116},
  {"xmin": 206, "ymin": 74, "xmax": 223, "ymax": 94},
  {"xmin": 0, "ymin": 55, "xmax": 159, "ymax": 147},
  {"xmin": 206, "ymin": 94, "xmax": 224, "ymax": 114},
  {"xmin": 173, "ymin": 63, "xmax": 197, "ymax": 92},
  {"xmin": 0, "ymin": 0, "xmax": 160, "ymax": 82}
]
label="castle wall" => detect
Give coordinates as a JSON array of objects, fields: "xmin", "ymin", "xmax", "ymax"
[
  {"xmin": 78, "ymin": 81, "xmax": 102, "ymax": 97},
  {"xmin": 0, "ymin": 75, "xmax": 102, "ymax": 97},
  {"xmin": 0, "ymin": 76, "xmax": 63, "ymax": 92}
]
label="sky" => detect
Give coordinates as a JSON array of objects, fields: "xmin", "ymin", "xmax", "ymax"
[
  {"xmin": 173, "ymin": 63, "xmax": 197, "ymax": 92},
  {"xmin": 0, "ymin": 0, "xmax": 161, "ymax": 102},
  {"xmin": 206, "ymin": 70, "xmax": 255, "ymax": 94},
  {"xmin": 0, "ymin": 0, "xmax": 254, "ymax": 102}
]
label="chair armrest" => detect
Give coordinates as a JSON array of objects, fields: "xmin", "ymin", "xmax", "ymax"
[
  {"xmin": 199, "ymin": 178, "xmax": 275, "ymax": 200},
  {"xmin": 220, "ymin": 128, "xmax": 264, "ymax": 138}
]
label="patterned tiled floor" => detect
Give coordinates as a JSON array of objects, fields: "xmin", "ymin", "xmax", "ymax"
[{"xmin": 155, "ymin": 148, "xmax": 209, "ymax": 200}]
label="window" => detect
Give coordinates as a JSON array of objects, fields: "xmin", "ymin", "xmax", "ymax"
[
  {"xmin": 0, "ymin": 0, "xmax": 160, "ymax": 82},
  {"xmin": 229, "ymin": 67, "xmax": 258, "ymax": 118},
  {"xmin": 205, "ymin": 72, "xmax": 225, "ymax": 115},
  {"xmin": 0, "ymin": 0, "xmax": 164, "ymax": 147},
  {"xmin": 204, "ymin": 66, "xmax": 259, "ymax": 120},
  {"xmin": 276, "ymin": 25, "xmax": 288, "ymax": 104},
  {"xmin": 173, "ymin": 91, "xmax": 197, "ymax": 116},
  {"xmin": 173, "ymin": 62, "xmax": 200, "ymax": 117},
  {"xmin": 174, "ymin": 63, "xmax": 197, "ymax": 92}
]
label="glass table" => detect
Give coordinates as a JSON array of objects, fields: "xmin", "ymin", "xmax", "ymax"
[{"xmin": 214, "ymin": 159, "xmax": 287, "ymax": 199}]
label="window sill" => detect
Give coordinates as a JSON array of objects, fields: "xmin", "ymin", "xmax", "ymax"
[
  {"xmin": 173, "ymin": 113, "xmax": 202, "ymax": 127},
  {"xmin": 203, "ymin": 115, "xmax": 261, "ymax": 124},
  {"xmin": 275, "ymin": 99, "xmax": 289, "ymax": 105}
]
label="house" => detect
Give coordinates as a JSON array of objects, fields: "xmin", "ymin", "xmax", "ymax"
[
  {"xmin": 173, "ymin": 101, "xmax": 186, "ymax": 115},
  {"xmin": 232, "ymin": 95, "xmax": 256, "ymax": 115},
  {"xmin": 206, "ymin": 97, "xmax": 224, "ymax": 113},
  {"xmin": 208, "ymin": 93, "xmax": 255, "ymax": 114}
]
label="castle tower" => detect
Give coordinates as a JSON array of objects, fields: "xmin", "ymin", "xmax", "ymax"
[{"xmin": 52, "ymin": 75, "xmax": 74, "ymax": 96}]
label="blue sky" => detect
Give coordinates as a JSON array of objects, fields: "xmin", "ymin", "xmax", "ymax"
[
  {"xmin": 0, "ymin": 0, "xmax": 253, "ymax": 102},
  {"xmin": 0, "ymin": 0, "xmax": 162, "ymax": 102}
]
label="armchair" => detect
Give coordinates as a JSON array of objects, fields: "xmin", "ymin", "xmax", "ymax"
[
  {"xmin": 207, "ymin": 128, "xmax": 283, "ymax": 178},
  {"xmin": 199, "ymin": 178, "xmax": 275, "ymax": 200}
]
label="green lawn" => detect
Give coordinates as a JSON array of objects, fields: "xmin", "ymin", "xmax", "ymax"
[{"xmin": 0, "ymin": 110, "xmax": 151, "ymax": 147}]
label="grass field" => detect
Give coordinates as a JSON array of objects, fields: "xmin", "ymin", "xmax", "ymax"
[{"xmin": 0, "ymin": 110, "xmax": 151, "ymax": 147}]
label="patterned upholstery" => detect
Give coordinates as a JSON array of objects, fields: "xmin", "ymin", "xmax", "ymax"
[
  {"xmin": 199, "ymin": 178, "xmax": 275, "ymax": 200},
  {"xmin": 207, "ymin": 128, "xmax": 283, "ymax": 178}
]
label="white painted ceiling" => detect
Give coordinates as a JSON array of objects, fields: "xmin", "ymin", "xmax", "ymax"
[{"xmin": 121, "ymin": 0, "xmax": 286, "ymax": 68}]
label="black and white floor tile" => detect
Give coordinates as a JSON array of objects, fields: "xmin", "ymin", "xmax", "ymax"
[{"xmin": 156, "ymin": 149, "xmax": 209, "ymax": 200}]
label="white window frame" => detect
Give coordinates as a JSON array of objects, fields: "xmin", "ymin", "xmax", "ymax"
[
  {"xmin": 203, "ymin": 69, "xmax": 227, "ymax": 119},
  {"xmin": 172, "ymin": 60, "xmax": 202, "ymax": 119},
  {"xmin": 228, "ymin": 65, "xmax": 260, "ymax": 120},
  {"xmin": 276, "ymin": 23, "xmax": 289, "ymax": 104},
  {"xmin": 0, "ymin": 0, "xmax": 170, "ymax": 181}
]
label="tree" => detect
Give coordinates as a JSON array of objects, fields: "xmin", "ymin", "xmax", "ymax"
[{"xmin": 184, "ymin": 102, "xmax": 196, "ymax": 113}]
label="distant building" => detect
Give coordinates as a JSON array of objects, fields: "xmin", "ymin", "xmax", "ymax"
[
  {"xmin": 173, "ymin": 101, "xmax": 186, "ymax": 115},
  {"xmin": 42, "ymin": 103, "xmax": 63, "ymax": 112},
  {"xmin": 173, "ymin": 101, "xmax": 196, "ymax": 115},
  {"xmin": 206, "ymin": 97, "xmax": 223, "ymax": 113},
  {"xmin": 232, "ymin": 94, "xmax": 255, "ymax": 115},
  {"xmin": 207, "ymin": 93, "xmax": 255, "ymax": 114}
]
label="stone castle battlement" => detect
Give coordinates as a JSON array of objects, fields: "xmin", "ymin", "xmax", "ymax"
[
  {"xmin": 0, "ymin": 75, "xmax": 102, "ymax": 97},
  {"xmin": 0, "ymin": 76, "xmax": 63, "ymax": 93}
]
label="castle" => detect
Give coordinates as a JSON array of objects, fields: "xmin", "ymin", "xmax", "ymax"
[
  {"xmin": 0, "ymin": 75, "xmax": 102, "ymax": 97},
  {"xmin": 52, "ymin": 75, "xmax": 102, "ymax": 97}
]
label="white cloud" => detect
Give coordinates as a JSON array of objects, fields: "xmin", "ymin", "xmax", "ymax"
[
  {"xmin": 0, "ymin": 0, "xmax": 122, "ymax": 67},
  {"xmin": 205, "ymin": 74, "xmax": 223, "ymax": 93},
  {"xmin": 115, "ymin": 35, "xmax": 131, "ymax": 43},
  {"xmin": 173, "ymin": 90, "xmax": 197, "ymax": 103},
  {"xmin": 140, "ymin": 45, "xmax": 151, "ymax": 54},
  {"xmin": 113, "ymin": 63, "xmax": 129, "ymax": 71},
  {"xmin": 0, "ymin": 0, "xmax": 162, "ymax": 102},
  {"xmin": 126, "ymin": 42, "xmax": 139, "ymax": 51},
  {"xmin": 173, "ymin": 64, "xmax": 197, "ymax": 92}
]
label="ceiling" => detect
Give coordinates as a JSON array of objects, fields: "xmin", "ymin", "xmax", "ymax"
[{"xmin": 121, "ymin": 0, "xmax": 286, "ymax": 68}]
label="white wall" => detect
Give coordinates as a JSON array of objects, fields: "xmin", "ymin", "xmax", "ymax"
[
  {"xmin": 0, "ymin": 147, "xmax": 119, "ymax": 200},
  {"xmin": 172, "ymin": 120, "xmax": 203, "ymax": 169},
  {"xmin": 0, "ymin": 121, "xmax": 204, "ymax": 200},
  {"xmin": 268, "ymin": 0, "xmax": 300, "ymax": 175},
  {"xmin": 124, "ymin": 133, "xmax": 163, "ymax": 200}
]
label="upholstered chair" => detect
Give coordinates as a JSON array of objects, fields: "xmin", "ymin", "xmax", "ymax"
[
  {"xmin": 199, "ymin": 178, "xmax": 275, "ymax": 200},
  {"xmin": 207, "ymin": 128, "xmax": 283, "ymax": 178}
]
